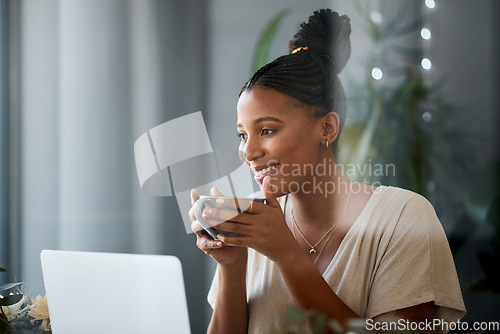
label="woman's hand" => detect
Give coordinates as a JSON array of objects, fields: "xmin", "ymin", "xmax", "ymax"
[
  {"xmin": 203, "ymin": 176, "xmax": 301, "ymax": 264},
  {"xmin": 190, "ymin": 187, "xmax": 248, "ymax": 267}
]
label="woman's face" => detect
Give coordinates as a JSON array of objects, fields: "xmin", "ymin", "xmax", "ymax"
[{"xmin": 237, "ymin": 87, "xmax": 327, "ymax": 196}]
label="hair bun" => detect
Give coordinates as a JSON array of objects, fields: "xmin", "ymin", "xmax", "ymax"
[{"xmin": 289, "ymin": 9, "xmax": 351, "ymax": 75}]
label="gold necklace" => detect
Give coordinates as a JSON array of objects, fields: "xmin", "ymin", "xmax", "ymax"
[
  {"xmin": 290, "ymin": 190, "xmax": 351, "ymax": 256},
  {"xmin": 312, "ymin": 222, "xmax": 339, "ymax": 264}
]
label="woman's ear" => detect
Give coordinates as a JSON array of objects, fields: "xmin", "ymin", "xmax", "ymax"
[{"xmin": 321, "ymin": 112, "xmax": 340, "ymax": 143}]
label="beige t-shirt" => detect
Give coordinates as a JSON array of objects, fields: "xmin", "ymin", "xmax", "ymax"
[{"xmin": 208, "ymin": 185, "xmax": 466, "ymax": 333}]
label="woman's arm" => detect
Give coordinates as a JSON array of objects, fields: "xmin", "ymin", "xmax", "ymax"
[
  {"xmin": 208, "ymin": 259, "xmax": 248, "ymax": 334},
  {"xmin": 277, "ymin": 250, "xmax": 434, "ymax": 332},
  {"xmin": 189, "ymin": 187, "xmax": 249, "ymax": 333},
  {"xmin": 277, "ymin": 249, "xmax": 358, "ymax": 321},
  {"xmin": 210, "ymin": 197, "xmax": 434, "ymax": 333},
  {"xmin": 212, "ymin": 198, "xmax": 365, "ymax": 331}
]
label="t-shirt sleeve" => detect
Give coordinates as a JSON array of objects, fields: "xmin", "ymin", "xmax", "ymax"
[{"xmin": 365, "ymin": 192, "xmax": 466, "ymax": 326}]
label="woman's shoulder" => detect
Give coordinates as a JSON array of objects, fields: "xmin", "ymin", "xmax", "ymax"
[
  {"xmin": 360, "ymin": 184, "xmax": 441, "ymax": 240},
  {"xmin": 374, "ymin": 185, "xmax": 435, "ymax": 213},
  {"xmin": 369, "ymin": 185, "xmax": 447, "ymax": 246}
]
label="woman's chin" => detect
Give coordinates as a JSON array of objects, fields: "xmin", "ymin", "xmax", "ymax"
[{"xmin": 258, "ymin": 178, "xmax": 287, "ymax": 198}]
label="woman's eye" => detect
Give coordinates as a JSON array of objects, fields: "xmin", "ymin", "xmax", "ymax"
[
  {"xmin": 237, "ymin": 132, "xmax": 247, "ymax": 140},
  {"xmin": 261, "ymin": 128, "xmax": 274, "ymax": 136}
]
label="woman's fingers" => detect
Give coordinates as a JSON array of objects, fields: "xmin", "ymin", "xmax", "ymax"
[
  {"xmin": 197, "ymin": 236, "xmax": 223, "ymax": 252},
  {"xmin": 189, "ymin": 189, "xmax": 200, "ymax": 223},
  {"xmin": 214, "ymin": 197, "xmax": 261, "ymax": 213},
  {"xmin": 192, "ymin": 227, "xmax": 224, "ymax": 254},
  {"xmin": 188, "ymin": 207, "xmax": 197, "ymax": 224},
  {"xmin": 203, "ymin": 207, "xmax": 249, "ymax": 224},
  {"xmin": 210, "ymin": 187, "xmax": 224, "ymax": 196},
  {"xmin": 192, "ymin": 221, "xmax": 222, "ymax": 241},
  {"xmin": 191, "ymin": 221, "xmax": 204, "ymax": 234},
  {"xmin": 190, "ymin": 189, "xmax": 199, "ymax": 205},
  {"xmin": 217, "ymin": 234, "xmax": 246, "ymax": 247},
  {"xmin": 210, "ymin": 221, "xmax": 250, "ymax": 236},
  {"xmin": 193, "ymin": 215, "xmax": 251, "ymax": 245}
]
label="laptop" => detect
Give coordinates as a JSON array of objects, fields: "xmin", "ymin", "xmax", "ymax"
[{"xmin": 41, "ymin": 250, "xmax": 191, "ymax": 334}]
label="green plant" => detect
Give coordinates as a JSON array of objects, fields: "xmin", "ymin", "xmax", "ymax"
[
  {"xmin": 343, "ymin": 2, "xmax": 499, "ymax": 296},
  {"xmin": 339, "ymin": 1, "xmax": 475, "ymax": 200},
  {"xmin": 0, "ymin": 268, "xmax": 51, "ymax": 333},
  {"xmin": 467, "ymin": 161, "xmax": 500, "ymax": 293},
  {"xmin": 470, "ymin": 198, "xmax": 500, "ymax": 293},
  {"xmin": 252, "ymin": 9, "xmax": 290, "ymax": 73},
  {"xmin": 1, "ymin": 268, "xmax": 24, "ymax": 332}
]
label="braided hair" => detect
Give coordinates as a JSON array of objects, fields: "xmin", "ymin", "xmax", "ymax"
[{"xmin": 240, "ymin": 9, "xmax": 351, "ymax": 158}]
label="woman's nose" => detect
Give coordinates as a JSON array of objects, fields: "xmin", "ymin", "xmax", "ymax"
[{"xmin": 240, "ymin": 137, "xmax": 263, "ymax": 162}]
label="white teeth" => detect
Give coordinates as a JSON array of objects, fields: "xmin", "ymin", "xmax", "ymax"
[{"xmin": 254, "ymin": 165, "xmax": 278, "ymax": 177}]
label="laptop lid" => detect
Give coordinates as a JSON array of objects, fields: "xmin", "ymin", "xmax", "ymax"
[{"xmin": 41, "ymin": 250, "xmax": 191, "ymax": 334}]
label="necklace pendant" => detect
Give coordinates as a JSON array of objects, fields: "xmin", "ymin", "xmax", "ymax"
[{"xmin": 310, "ymin": 248, "xmax": 317, "ymax": 254}]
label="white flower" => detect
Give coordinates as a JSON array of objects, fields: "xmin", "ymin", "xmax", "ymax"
[
  {"xmin": 28, "ymin": 295, "xmax": 51, "ymax": 332},
  {"xmin": 1, "ymin": 294, "xmax": 29, "ymax": 321}
]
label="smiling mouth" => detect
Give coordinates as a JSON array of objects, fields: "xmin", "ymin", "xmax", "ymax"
[{"xmin": 253, "ymin": 163, "xmax": 280, "ymax": 177}]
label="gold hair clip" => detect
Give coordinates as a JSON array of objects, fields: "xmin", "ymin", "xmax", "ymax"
[{"xmin": 291, "ymin": 46, "xmax": 308, "ymax": 54}]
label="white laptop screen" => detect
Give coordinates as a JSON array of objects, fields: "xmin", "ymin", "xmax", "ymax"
[{"xmin": 41, "ymin": 250, "xmax": 191, "ymax": 334}]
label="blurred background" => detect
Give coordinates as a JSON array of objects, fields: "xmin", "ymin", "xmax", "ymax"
[{"xmin": 1, "ymin": 0, "xmax": 499, "ymax": 332}]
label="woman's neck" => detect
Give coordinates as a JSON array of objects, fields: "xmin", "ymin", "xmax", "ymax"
[{"xmin": 288, "ymin": 168, "xmax": 352, "ymax": 231}]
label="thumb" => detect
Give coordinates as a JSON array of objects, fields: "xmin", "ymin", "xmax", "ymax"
[
  {"xmin": 210, "ymin": 187, "xmax": 224, "ymax": 196},
  {"xmin": 262, "ymin": 176, "xmax": 280, "ymax": 208}
]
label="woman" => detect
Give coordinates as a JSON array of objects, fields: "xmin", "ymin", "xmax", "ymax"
[{"xmin": 189, "ymin": 9, "xmax": 466, "ymax": 334}]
